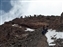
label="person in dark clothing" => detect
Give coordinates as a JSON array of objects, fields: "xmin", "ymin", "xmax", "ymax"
[{"xmin": 42, "ymin": 25, "xmax": 48, "ymax": 35}]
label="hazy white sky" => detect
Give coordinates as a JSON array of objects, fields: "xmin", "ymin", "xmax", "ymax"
[
  {"xmin": 26, "ymin": 1, "xmax": 62, "ymax": 15},
  {"xmin": 0, "ymin": 0, "xmax": 63, "ymax": 25},
  {"xmin": 19, "ymin": 0, "xmax": 62, "ymax": 15},
  {"xmin": 20, "ymin": 0, "xmax": 63, "ymax": 1}
]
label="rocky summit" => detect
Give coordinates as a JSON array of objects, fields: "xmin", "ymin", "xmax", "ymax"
[{"xmin": 0, "ymin": 12, "xmax": 63, "ymax": 47}]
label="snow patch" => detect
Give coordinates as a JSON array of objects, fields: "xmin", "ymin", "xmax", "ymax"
[
  {"xmin": 12, "ymin": 24, "xmax": 22, "ymax": 28},
  {"xmin": 45, "ymin": 29, "xmax": 63, "ymax": 46},
  {"xmin": 25, "ymin": 28, "xmax": 35, "ymax": 32}
]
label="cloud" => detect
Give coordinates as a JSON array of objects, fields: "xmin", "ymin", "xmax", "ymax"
[
  {"xmin": 0, "ymin": 0, "xmax": 62, "ymax": 25},
  {"xmin": 25, "ymin": 1, "xmax": 62, "ymax": 15},
  {"xmin": 0, "ymin": 0, "xmax": 30, "ymax": 25}
]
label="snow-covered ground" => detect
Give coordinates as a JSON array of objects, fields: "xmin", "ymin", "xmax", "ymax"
[
  {"xmin": 25, "ymin": 28, "xmax": 35, "ymax": 32},
  {"xmin": 45, "ymin": 29, "xmax": 63, "ymax": 46}
]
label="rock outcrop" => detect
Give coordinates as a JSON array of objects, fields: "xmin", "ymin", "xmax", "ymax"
[
  {"xmin": 0, "ymin": 12, "xmax": 63, "ymax": 47},
  {"xmin": 0, "ymin": 24, "xmax": 48, "ymax": 47}
]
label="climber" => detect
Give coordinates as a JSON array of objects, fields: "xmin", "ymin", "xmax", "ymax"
[{"xmin": 42, "ymin": 25, "xmax": 48, "ymax": 35}]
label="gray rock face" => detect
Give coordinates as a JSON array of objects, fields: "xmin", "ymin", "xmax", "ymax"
[
  {"xmin": 22, "ymin": 28, "xmax": 48, "ymax": 47},
  {"xmin": 0, "ymin": 24, "xmax": 48, "ymax": 47}
]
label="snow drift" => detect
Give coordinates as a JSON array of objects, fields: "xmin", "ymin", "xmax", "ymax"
[{"xmin": 45, "ymin": 29, "xmax": 63, "ymax": 46}]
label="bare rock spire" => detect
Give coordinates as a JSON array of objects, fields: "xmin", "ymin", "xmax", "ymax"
[{"xmin": 60, "ymin": 12, "xmax": 63, "ymax": 24}]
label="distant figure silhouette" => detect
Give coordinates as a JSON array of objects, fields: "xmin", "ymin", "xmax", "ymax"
[{"xmin": 42, "ymin": 26, "xmax": 48, "ymax": 35}]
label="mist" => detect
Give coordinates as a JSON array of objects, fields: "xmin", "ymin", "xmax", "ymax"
[
  {"xmin": 0, "ymin": 0, "xmax": 62, "ymax": 25},
  {"xmin": 0, "ymin": 0, "xmax": 30, "ymax": 25}
]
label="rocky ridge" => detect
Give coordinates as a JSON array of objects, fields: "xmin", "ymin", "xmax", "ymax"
[{"xmin": 0, "ymin": 12, "xmax": 63, "ymax": 47}]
